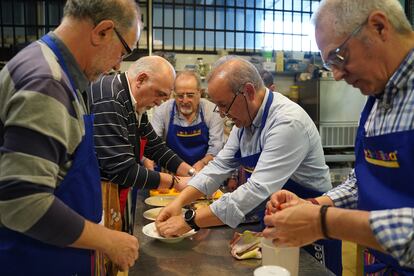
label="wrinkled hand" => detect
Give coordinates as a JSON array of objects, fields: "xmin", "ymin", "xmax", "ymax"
[
  {"xmin": 263, "ymin": 204, "xmax": 322, "ymax": 247},
  {"xmin": 173, "ymin": 176, "xmax": 191, "ymax": 191},
  {"xmin": 156, "ymin": 215, "xmax": 192, "ymax": 238},
  {"xmin": 143, "ymin": 158, "xmax": 155, "ymax": 171},
  {"xmin": 155, "ymin": 201, "xmax": 183, "ymax": 228},
  {"xmin": 105, "ymin": 230, "xmax": 139, "ymax": 271},
  {"xmin": 266, "ymin": 190, "xmax": 308, "ymax": 214}
]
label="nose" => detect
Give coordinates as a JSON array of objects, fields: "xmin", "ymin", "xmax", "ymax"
[
  {"xmin": 182, "ymin": 95, "xmax": 190, "ymax": 103},
  {"xmin": 332, "ymin": 67, "xmax": 345, "ymax": 81}
]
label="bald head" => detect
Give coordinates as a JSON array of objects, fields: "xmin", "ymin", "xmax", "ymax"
[
  {"xmin": 128, "ymin": 55, "xmax": 175, "ymax": 80},
  {"xmin": 128, "ymin": 56, "xmax": 176, "ymax": 111},
  {"xmin": 207, "ymin": 56, "xmax": 264, "ymax": 94}
]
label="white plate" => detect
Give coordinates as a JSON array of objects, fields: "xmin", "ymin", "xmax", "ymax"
[
  {"xmin": 144, "ymin": 196, "xmax": 176, "ymax": 207},
  {"xmin": 143, "ymin": 207, "xmax": 186, "ymax": 221},
  {"xmin": 142, "ymin": 222, "xmax": 196, "ymax": 243}
]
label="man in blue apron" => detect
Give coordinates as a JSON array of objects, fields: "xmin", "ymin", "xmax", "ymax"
[
  {"xmin": 262, "ymin": 0, "xmax": 414, "ymax": 274},
  {"xmin": 155, "ymin": 56, "xmax": 342, "ymax": 274},
  {"xmin": 0, "ymin": 1, "xmax": 140, "ymax": 274},
  {"xmin": 151, "ymin": 70, "xmax": 224, "ymax": 171}
]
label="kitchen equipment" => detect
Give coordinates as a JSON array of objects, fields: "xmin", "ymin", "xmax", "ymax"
[
  {"xmin": 298, "ymin": 77, "xmax": 367, "ymax": 162},
  {"xmin": 261, "ymin": 238, "xmax": 299, "ymax": 276}
]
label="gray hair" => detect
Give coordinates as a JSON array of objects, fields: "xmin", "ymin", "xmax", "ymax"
[
  {"xmin": 128, "ymin": 55, "xmax": 176, "ymax": 79},
  {"xmin": 207, "ymin": 55, "xmax": 264, "ymax": 94},
  {"xmin": 176, "ymin": 70, "xmax": 201, "ymax": 90},
  {"xmin": 312, "ymin": 0, "xmax": 412, "ymax": 37},
  {"xmin": 63, "ymin": 0, "xmax": 139, "ymax": 33}
]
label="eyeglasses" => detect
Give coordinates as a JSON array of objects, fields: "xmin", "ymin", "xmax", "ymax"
[
  {"xmin": 113, "ymin": 27, "xmax": 133, "ymax": 60},
  {"xmin": 323, "ymin": 19, "xmax": 367, "ymax": 71},
  {"xmin": 213, "ymin": 85, "xmax": 246, "ymax": 117},
  {"xmin": 174, "ymin": 92, "xmax": 197, "ymax": 100}
]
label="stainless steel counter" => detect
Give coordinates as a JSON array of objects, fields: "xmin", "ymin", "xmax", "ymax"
[{"xmin": 130, "ymin": 190, "xmax": 334, "ymax": 276}]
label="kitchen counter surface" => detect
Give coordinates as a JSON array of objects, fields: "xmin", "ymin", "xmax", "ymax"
[{"xmin": 130, "ymin": 190, "xmax": 334, "ymax": 276}]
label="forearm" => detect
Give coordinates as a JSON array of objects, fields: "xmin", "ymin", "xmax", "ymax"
[
  {"xmin": 70, "ymin": 220, "xmax": 112, "ymax": 252},
  {"xmin": 195, "ymin": 206, "xmax": 224, "ymax": 228},
  {"xmin": 314, "ymin": 195, "xmax": 334, "ymax": 206},
  {"xmin": 175, "ymin": 186, "xmax": 204, "ymax": 206},
  {"xmin": 325, "ymin": 207, "xmax": 384, "ymax": 252},
  {"xmin": 176, "ymin": 162, "xmax": 193, "ymax": 176},
  {"xmin": 200, "ymin": 154, "xmax": 214, "ymax": 165}
]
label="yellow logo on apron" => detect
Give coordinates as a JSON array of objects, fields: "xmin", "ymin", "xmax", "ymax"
[
  {"xmin": 176, "ymin": 129, "xmax": 202, "ymax": 137},
  {"xmin": 364, "ymin": 149, "xmax": 400, "ymax": 168}
]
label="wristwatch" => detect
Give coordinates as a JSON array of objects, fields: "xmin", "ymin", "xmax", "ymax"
[
  {"xmin": 184, "ymin": 209, "xmax": 200, "ymax": 231},
  {"xmin": 188, "ymin": 167, "xmax": 196, "ymax": 177}
]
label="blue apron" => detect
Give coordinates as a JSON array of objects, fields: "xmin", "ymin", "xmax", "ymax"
[
  {"xmin": 235, "ymin": 91, "xmax": 342, "ymax": 276},
  {"xmin": 166, "ymin": 102, "xmax": 209, "ymax": 165},
  {"xmin": 0, "ymin": 34, "xmax": 102, "ymax": 275},
  {"xmin": 356, "ymin": 97, "xmax": 414, "ymax": 275}
]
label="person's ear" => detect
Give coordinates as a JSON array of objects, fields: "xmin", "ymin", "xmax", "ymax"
[
  {"xmin": 136, "ymin": 72, "xmax": 148, "ymax": 87},
  {"xmin": 243, "ymin": 83, "xmax": 255, "ymax": 100},
  {"xmin": 91, "ymin": 20, "xmax": 115, "ymax": 46},
  {"xmin": 368, "ymin": 11, "xmax": 389, "ymax": 41}
]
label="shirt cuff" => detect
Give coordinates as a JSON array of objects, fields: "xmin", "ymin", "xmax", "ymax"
[
  {"xmin": 188, "ymin": 173, "xmax": 220, "ymax": 196},
  {"xmin": 209, "ymin": 193, "xmax": 245, "ymax": 228}
]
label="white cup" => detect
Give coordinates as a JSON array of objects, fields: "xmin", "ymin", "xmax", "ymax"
[
  {"xmin": 254, "ymin": 265, "xmax": 291, "ymax": 276},
  {"xmin": 261, "ymin": 238, "xmax": 299, "ymax": 276}
]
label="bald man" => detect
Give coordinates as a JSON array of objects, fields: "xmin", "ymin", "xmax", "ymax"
[
  {"xmin": 87, "ymin": 56, "xmax": 194, "ymax": 236},
  {"xmin": 156, "ymin": 56, "xmax": 342, "ymax": 274}
]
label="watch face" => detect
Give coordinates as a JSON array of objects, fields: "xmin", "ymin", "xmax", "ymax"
[{"xmin": 184, "ymin": 209, "xmax": 194, "ymax": 220}]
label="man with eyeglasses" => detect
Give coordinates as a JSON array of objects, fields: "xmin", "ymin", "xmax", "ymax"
[
  {"xmin": 156, "ymin": 56, "xmax": 342, "ymax": 274},
  {"xmin": 0, "ymin": 0, "xmax": 141, "ymax": 274},
  {"xmin": 150, "ymin": 70, "xmax": 224, "ymax": 172},
  {"xmin": 263, "ymin": 0, "xmax": 414, "ymax": 274}
]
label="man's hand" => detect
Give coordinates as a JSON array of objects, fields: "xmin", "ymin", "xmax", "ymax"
[
  {"xmin": 262, "ymin": 204, "xmax": 322, "ymax": 247},
  {"xmin": 104, "ymin": 230, "xmax": 139, "ymax": 271},
  {"xmin": 155, "ymin": 201, "xmax": 183, "ymax": 228},
  {"xmin": 156, "ymin": 215, "xmax": 192, "ymax": 237},
  {"xmin": 266, "ymin": 190, "xmax": 308, "ymax": 214},
  {"xmin": 142, "ymin": 158, "xmax": 155, "ymax": 171}
]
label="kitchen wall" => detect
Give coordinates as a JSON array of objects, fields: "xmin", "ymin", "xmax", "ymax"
[{"xmin": 120, "ymin": 53, "xmax": 295, "ymax": 96}]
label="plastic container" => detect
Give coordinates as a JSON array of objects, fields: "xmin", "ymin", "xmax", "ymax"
[{"xmin": 261, "ymin": 238, "xmax": 299, "ymax": 276}]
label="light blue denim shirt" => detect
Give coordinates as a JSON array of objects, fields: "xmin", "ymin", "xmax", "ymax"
[{"xmin": 188, "ymin": 90, "xmax": 331, "ymax": 228}]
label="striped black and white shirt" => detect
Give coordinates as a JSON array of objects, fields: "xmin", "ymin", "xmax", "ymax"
[{"xmin": 87, "ymin": 73, "xmax": 183, "ymax": 189}]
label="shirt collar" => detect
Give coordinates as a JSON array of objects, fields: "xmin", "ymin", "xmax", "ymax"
[
  {"xmin": 380, "ymin": 48, "xmax": 414, "ymax": 108},
  {"xmin": 122, "ymin": 72, "xmax": 137, "ymax": 108},
  {"xmin": 245, "ymin": 88, "xmax": 269, "ymax": 133}
]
